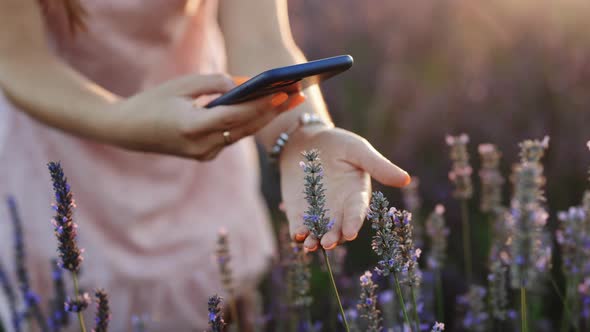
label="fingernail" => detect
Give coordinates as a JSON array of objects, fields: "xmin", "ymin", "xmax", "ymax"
[
  {"xmin": 305, "ymin": 244, "xmax": 318, "ymax": 252},
  {"xmin": 402, "ymin": 173, "xmax": 412, "ymax": 186},
  {"xmin": 270, "ymin": 92, "xmax": 289, "ymax": 107},
  {"xmin": 232, "ymin": 76, "xmax": 249, "ymax": 86},
  {"xmin": 323, "ymin": 242, "xmax": 338, "ymax": 250},
  {"xmin": 344, "ymin": 233, "xmax": 358, "ymax": 241},
  {"xmin": 295, "ymin": 233, "xmax": 307, "ymax": 242},
  {"xmin": 285, "ymin": 94, "xmax": 306, "ymax": 111}
]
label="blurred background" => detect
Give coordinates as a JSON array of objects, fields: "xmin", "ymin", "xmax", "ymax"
[{"xmin": 260, "ymin": 0, "xmax": 590, "ymax": 330}]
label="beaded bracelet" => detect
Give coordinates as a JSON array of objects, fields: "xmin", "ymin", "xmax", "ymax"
[{"xmin": 269, "ymin": 113, "xmax": 331, "ymax": 163}]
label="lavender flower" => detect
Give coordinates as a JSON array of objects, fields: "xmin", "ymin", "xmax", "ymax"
[
  {"xmin": 49, "ymin": 258, "xmax": 70, "ymax": 329},
  {"xmin": 507, "ymin": 137, "xmax": 550, "ymax": 289},
  {"xmin": 300, "ymin": 150, "xmax": 334, "ymax": 239},
  {"xmin": 519, "ymin": 136, "xmax": 549, "ymax": 163},
  {"xmin": 431, "ymin": 321, "xmax": 445, "ymax": 332},
  {"xmin": 488, "ymin": 208, "xmax": 511, "ymax": 262},
  {"xmin": 390, "ymin": 208, "xmax": 422, "ymax": 286},
  {"xmin": 207, "ymin": 295, "xmax": 226, "ymax": 332},
  {"xmin": 478, "ymin": 144, "xmax": 504, "ymax": 213},
  {"xmin": 357, "ymin": 271, "xmax": 381, "ymax": 332},
  {"xmin": 557, "ymin": 207, "xmax": 587, "ymax": 277},
  {"xmin": 47, "ymin": 162, "xmax": 83, "ymax": 272},
  {"xmin": 487, "ymin": 261, "xmax": 509, "ymax": 320},
  {"xmin": 215, "ymin": 228, "xmax": 235, "ymax": 299},
  {"xmin": 579, "ymin": 278, "xmax": 590, "ymax": 322},
  {"xmin": 457, "ymin": 286, "xmax": 489, "ymax": 332},
  {"xmin": 287, "ymin": 243, "xmax": 312, "ymax": 309},
  {"xmin": 6, "ymin": 196, "xmax": 48, "ymax": 331},
  {"xmin": 402, "ymin": 177, "xmax": 424, "ymax": 248},
  {"xmin": 0, "ymin": 260, "xmax": 21, "ymax": 332},
  {"xmin": 64, "ymin": 292, "xmax": 91, "ymax": 313},
  {"xmin": 93, "ymin": 289, "xmax": 110, "ymax": 332},
  {"xmin": 367, "ymin": 192, "xmax": 421, "ymax": 284},
  {"xmin": 446, "ymin": 134, "xmax": 473, "ymax": 200},
  {"xmin": 425, "ymin": 205, "xmax": 448, "ymax": 270}
]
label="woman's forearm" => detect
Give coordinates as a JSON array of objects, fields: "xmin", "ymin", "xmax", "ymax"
[
  {"xmin": 0, "ymin": 52, "xmax": 119, "ymax": 142},
  {"xmin": 220, "ymin": 0, "xmax": 332, "ymax": 151}
]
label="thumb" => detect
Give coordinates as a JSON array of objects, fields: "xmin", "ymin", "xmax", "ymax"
[
  {"xmin": 347, "ymin": 136, "xmax": 411, "ymax": 187},
  {"xmin": 155, "ymin": 73, "xmax": 235, "ymax": 97}
]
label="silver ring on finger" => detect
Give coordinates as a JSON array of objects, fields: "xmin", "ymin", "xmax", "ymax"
[{"xmin": 222, "ymin": 130, "xmax": 232, "ymax": 145}]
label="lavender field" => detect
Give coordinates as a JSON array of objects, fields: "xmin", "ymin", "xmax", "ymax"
[{"xmin": 3, "ymin": 1, "xmax": 590, "ymax": 331}]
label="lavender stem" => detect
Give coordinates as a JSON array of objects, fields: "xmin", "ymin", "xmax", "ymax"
[
  {"xmin": 322, "ymin": 248, "xmax": 349, "ymax": 332},
  {"xmin": 72, "ymin": 272, "xmax": 87, "ymax": 332},
  {"xmin": 393, "ymin": 273, "xmax": 412, "ymax": 332},
  {"xmin": 460, "ymin": 200, "xmax": 472, "ymax": 283}
]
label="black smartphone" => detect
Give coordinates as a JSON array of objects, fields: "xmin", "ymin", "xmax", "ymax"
[{"xmin": 205, "ymin": 55, "xmax": 353, "ymax": 108}]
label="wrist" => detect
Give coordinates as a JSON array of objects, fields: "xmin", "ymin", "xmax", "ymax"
[{"xmin": 268, "ymin": 113, "xmax": 332, "ymax": 163}]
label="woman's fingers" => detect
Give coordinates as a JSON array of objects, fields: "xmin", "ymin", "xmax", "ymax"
[
  {"xmin": 346, "ymin": 135, "xmax": 411, "ymax": 188},
  {"xmin": 227, "ymin": 93, "xmax": 306, "ymax": 140},
  {"xmin": 341, "ymin": 184, "xmax": 370, "ymax": 242},
  {"xmin": 320, "ymin": 217, "xmax": 342, "ymax": 250},
  {"xmin": 287, "ymin": 209, "xmax": 310, "ymax": 242},
  {"xmin": 197, "ymin": 93, "xmax": 305, "ymax": 146},
  {"xmin": 199, "ymin": 92, "xmax": 295, "ymax": 132},
  {"xmin": 156, "ymin": 73, "xmax": 235, "ymax": 97},
  {"xmin": 304, "ymin": 235, "xmax": 319, "ymax": 252}
]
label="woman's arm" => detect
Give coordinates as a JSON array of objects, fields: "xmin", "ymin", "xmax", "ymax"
[
  {"xmin": 0, "ymin": 0, "xmax": 299, "ymax": 160},
  {"xmin": 220, "ymin": 0, "xmax": 411, "ymax": 249},
  {"xmin": 0, "ymin": 0, "xmax": 118, "ymax": 142},
  {"xmin": 219, "ymin": 0, "xmax": 331, "ymax": 150}
]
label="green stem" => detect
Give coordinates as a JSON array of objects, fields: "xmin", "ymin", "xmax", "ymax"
[
  {"xmin": 322, "ymin": 248, "xmax": 350, "ymax": 332},
  {"xmin": 550, "ymin": 274, "xmax": 576, "ymax": 325},
  {"xmin": 410, "ymin": 285, "xmax": 421, "ymax": 332},
  {"xmin": 520, "ymin": 286, "xmax": 528, "ymax": 332},
  {"xmin": 72, "ymin": 272, "xmax": 87, "ymax": 332},
  {"xmin": 435, "ymin": 269, "xmax": 444, "ymax": 321},
  {"xmin": 460, "ymin": 200, "xmax": 473, "ymax": 283},
  {"xmin": 393, "ymin": 272, "xmax": 413, "ymax": 332}
]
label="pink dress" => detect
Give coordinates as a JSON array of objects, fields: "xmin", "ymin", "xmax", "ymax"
[{"xmin": 0, "ymin": 1, "xmax": 275, "ymax": 330}]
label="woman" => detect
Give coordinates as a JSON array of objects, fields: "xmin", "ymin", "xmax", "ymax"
[{"xmin": 0, "ymin": 0, "xmax": 410, "ymax": 330}]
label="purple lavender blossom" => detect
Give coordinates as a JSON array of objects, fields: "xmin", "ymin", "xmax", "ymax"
[
  {"xmin": 207, "ymin": 294, "xmax": 226, "ymax": 332},
  {"xmin": 0, "ymin": 260, "xmax": 21, "ymax": 332},
  {"xmin": 402, "ymin": 177, "xmax": 425, "ymax": 248},
  {"xmin": 557, "ymin": 207, "xmax": 587, "ymax": 279},
  {"xmin": 431, "ymin": 321, "xmax": 445, "ymax": 332},
  {"xmin": 507, "ymin": 137, "xmax": 550, "ymax": 289},
  {"xmin": 6, "ymin": 196, "xmax": 48, "ymax": 331},
  {"xmin": 64, "ymin": 292, "xmax": 91, "ymax": 313},
  {"xmin": 93, "ymin": 289, "xmax": 110, "ymax": 332},
  {"xmin": 446, "ymin": 134, "xmax": 473, "ymax": 199},
  {"xmin": 425, "ymin": 205, "xmax": 448, "ymax": 270},
  {"xmin": 300, "ymin": 150, "xmax": 333, "ymax": 239},
  {"xmin": 215, "ymin": 228, "xmax": 235, "ymax": 299},
  {"xmin": 49, "ymin": 258, "xmax": 70, "ymax": 329},
  {"xmin": 487, "ymin": 261, "xmax": 509, "ymax": 320},
  {"xmin": 478, "ymin": 144, "xmax": 504, "ymax": 213},
  {"xmin": 288, "ymin": 242, "xmax": 312, "ymax": 309},
  {"xmin": 357, "ymin": 271, "xmax": 381, "ymax": 332},
  {"xmin": 367, "ymin": 192, "xmax": 421, "ymax": 284},
  {"xmin": 47, "ymin": 162, "xmax": 84, "ymax": 272},
  {"xmin": 457, "ymin": 285, "xmax": 489, "ymax": 332}
]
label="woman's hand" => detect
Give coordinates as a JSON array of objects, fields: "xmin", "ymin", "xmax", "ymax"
[
  {"xmin": 105, "ymin": 74, "xmax": 304, "ymax": 160},
  {"xmin": 280, "ymin": 126, "xmax": 411, "ymax": 250}
]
